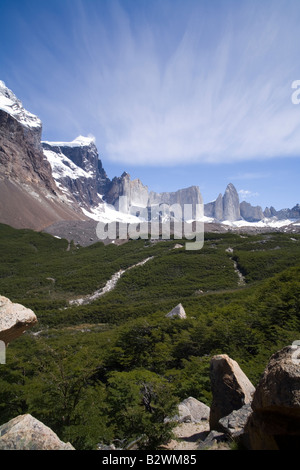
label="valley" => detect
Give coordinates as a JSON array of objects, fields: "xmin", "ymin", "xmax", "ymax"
[{"xmin": 0, "ymin": 223, "xmax": 299, "ymax": 449}]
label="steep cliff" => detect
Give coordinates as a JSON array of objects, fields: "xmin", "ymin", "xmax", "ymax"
[
  {"xmin": 240, "ymin": 201, "xmax": 264, "ymax": 222},
  {"xmin": 0, "ymin": 81, "xmax": 85, "ymax": 230},
  {"xmin": 204, "ymin": 184, "xmax": 241, "ymax": 222},
  {"xmin": 42, "ymin": 136, "xmax": 110, "ymax": 210}
]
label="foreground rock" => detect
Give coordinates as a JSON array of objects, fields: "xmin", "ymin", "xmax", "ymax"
[
  {"xmin": 177, "ymin": 397, "xmax": 210, "ymax": 423},
  {"xmin": 219, "ymin": 404, "xmax": 252, "ymax": 439},
  {"xmin": 244, "ymin": 345, "xmax": 300, "ymax": 450},
  {"xmin": 0, "ymin": 296, "xmax": 37, "ymax": 344},
  {"xmin": 197, "ymin": 431, "xmax": 231, "ymax": 450},
  {"xmin": 0, "ymin": 414, "xmax": 74, "ymax": 450},
  {"xmin": 209, "ymin": 354, "xmax": 255, "ymax": 431},
  {"xmin": 166, "ymin": 303, "xmax": 187, "ymax": 319}
]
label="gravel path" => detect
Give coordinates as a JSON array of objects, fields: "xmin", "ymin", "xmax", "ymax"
[{"xmin": 163, "ymin": 422, "xmax": 210, "ymax": 450}]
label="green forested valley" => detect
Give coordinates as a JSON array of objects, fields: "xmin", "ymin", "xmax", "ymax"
[{"xmin": 0, "ymin": 223, "xmax": 299, "ymax": 449}]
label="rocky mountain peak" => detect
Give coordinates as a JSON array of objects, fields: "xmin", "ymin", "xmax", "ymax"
[
  {"xmin": 0, "ymin": 81, "xmax": 42, "ymax": 132},
  {"xmin": 0, "ymin": 83, "xmax": 86, "ymax": 230},
  {"xmin": 42, "ymin": 137, "xmax": 111, "ymax": 209},
  {"xmin": 204, "ymin": 183, "xmax": 241, "ymax": 222}
]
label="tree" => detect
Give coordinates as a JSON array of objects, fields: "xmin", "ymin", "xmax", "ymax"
[{"xmin": 107, "ymin": 369, "xmax": 178, "ymax": 449}]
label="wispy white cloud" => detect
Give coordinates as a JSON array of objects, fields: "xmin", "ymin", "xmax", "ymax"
[
  {"xmin": 8, "ymin": 0, "xmax": 300, "ymax": 167},
  {"xmin": 239, "ymin": 189, "xmax": 259, "ymax": 199},
  {"xmin": 230, "ymin": 172, "xmax": 271, "ymax": 180}
]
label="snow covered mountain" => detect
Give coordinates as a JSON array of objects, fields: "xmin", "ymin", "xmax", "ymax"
[
  {"xmin": 0, "ymin": 81, "xmax": 86, "ymax": 230},
  {"xmin": 0, "ymin": 80, "xmax": 41, "ymax": 132},
  {"xmin": 42, "ymin": 136, "xmax": 110, "ymax": 210},
  {"xmin": 0, "ymin": 79, "xmax": 299, "ymax": 241},
  {"xmin": 204, "ymin": 184, "xmax": 300, "ymax": 230}
]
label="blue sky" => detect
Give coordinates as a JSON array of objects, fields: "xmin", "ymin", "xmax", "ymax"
[{"xmin": 0, "ymin": 0, "xmax": 300, "ymax": 209}]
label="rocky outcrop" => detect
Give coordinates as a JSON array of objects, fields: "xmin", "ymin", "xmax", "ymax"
[
  {"xmin": 177, "ymin": 397, "xmax": 210, "ymax": 423},
  {"xmin": 204, "ymin": 184, "xmax": 240, "ymax": 222},
  {"xmin": 42, "ymin": 137, "xmax": 111, "ymax": 210},
  {"xmin": 209, "ymin": 354, "xmax": 255, "ymax": 431},
  {"xmin": 0, "ymin": 81, "xmax": 86, "ymax": 230},
  {"xmin": 244, "ymin": 345, "xmax": 300, "ymax": 450},
  {"xmin": 197, "ymin": 430, "xmax": 230, "ymax": 450},
  {"xmin": 0, "ymin": 105, "xmax": 56, "ymax": 194},
  {"xmin": 223, "ymin": 183, "xmax": 241, "ymax": 222},
  {"xmin": 264, "ymin": 206, "xmax": 277, "ymax": 218},
  {"xmin": 0, "ymin": 414, "xmax": 74, "ymax": 450},
  {"xmin": 218, "ymin": 404, "xmax": 252, "ymax": 439},
  {"xmin": 104, "ymin": 173, "xmax": 203, "ymax": 220},
  {"xmin": 0, "ymin": 295, "xmax": 37, "ymax": 345},
  {"xmin": 240, "ymin": 201, "xmax": 264, "ymax": 222},
  {"xmin": 166, "ymin": 303, "xmax": 187, "ymax": 319},
  {"xmin": 264, "ymin": 204, "xmax": 300, "ymax": 220},
  {"xmin": 149, "ymin": 186, "xmax": 203, "ymax": 220},
  {"xmin": 104, "ymin": 172, "xmax": 149, "ymax": 211}
]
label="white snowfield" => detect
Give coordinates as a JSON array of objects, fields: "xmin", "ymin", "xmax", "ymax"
[
  {"xmin": 0, "ymin": 80, "xmax": 41, "ymax": 129},
  {"xmin": 42, "ymin": 135, "xmax": 95, "ymax": 148},
  {"xmin": 43, "ymin": 148, "xmax": 94, "ymax": 180},
  {"xmin": 222, "ymin": 218, "xmax": 297, "ymax": 229},
  {"xmin": 81, "ymin": 198, "xmax": 144, "ymax": 224}
]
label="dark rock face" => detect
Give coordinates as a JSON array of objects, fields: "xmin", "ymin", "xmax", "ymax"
[
  {"xmin": 218, "ymin": 404, "xmax": 253, "ymax": 438},
  {"xmin": 42, "ymin": 139, "xmax": 111, "ymax": 210},
  {"xmin": 0, "ymin": 110, "xmax": 57, "ymax": 194},
  {"xmin": 244, "ymin": 345, "xmax": 300, "ymax": 450},
  {"xmin": 240, "ymin": 201, "xmax": 264, "ymax": 222},
  {"xmin": 0, "ymin": 82, "xmax": 86, "ymax": 230}
]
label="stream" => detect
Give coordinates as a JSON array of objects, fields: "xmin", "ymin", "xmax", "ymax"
[{"xmin": 69, "ymin": 257, "xmax": 154, "ymax": 306}]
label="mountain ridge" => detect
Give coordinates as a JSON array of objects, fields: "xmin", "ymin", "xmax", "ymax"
[{"xmin": 0, "ymin": 80, "xmax": 299, "ymax": 241}]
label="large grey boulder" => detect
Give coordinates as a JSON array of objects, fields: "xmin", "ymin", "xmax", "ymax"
[
  {"xmin": 165, "ymin": 303, "xmax": 187, "ymax": 319},
  {"xmin": 244, "ymin": 345, "xmax": 300, "ymax": 450},
  {"xmin": 209, "ymin": 354, "xmax": 255, "ymax": 431},
  {"xmin": 177, "ymin": 397, "xmax": 210, "ymax": 423},
  {"xmin": 0, "ymin": 414, "xmax": 74, "ymax": 450},
  {"xmin": 0, "ymin": 296, "xmax": 37, "ymax": 345}
]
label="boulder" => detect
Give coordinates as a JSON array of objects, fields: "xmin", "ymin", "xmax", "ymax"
[
  {"xmin": 165, "ymin": 303, "xmax": 187, "ymax": 319},
  {"xmin": 244, "ymin": 345, "xmax": 300, "ymax": 450},
  {"xmin": 197, "ymin": 431, "xmax": 230, "ymax": 450},
  {"xmin": 218, "ymin": 404, "xmax": 252, "ymax": 438},
  {"xmin": 0, "ymin": 414, "xmax": 75, "ymax": 450},
  {"xmin": 0, "ymin": 296, "xmax": 37, "ymax": 345},
  {"xmin": 173, "ymin": 244, "xmax": 184, "ymax": 249},
  {"xmin": 177, "ymin": 397, "xmax": 210, "ymax": 423},
  {"xmin": 209, "ymin": 354, "xmax": 255, "ymax": 431}
]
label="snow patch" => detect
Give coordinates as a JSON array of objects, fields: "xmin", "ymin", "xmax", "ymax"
[
  {"xmin": 82, "ymin": 202, "xmax": 144, "ymax": 224},
  {"xmin": 42, "ymin": 135, "xmax": 95, "ymax": 148},
  {"xmin": 43, "ymin": 149, "xmax": 94, "ymax": 180},
  {"xmin": 221, "ymin": 218, "xmax": 296, "ymax": 228},
  {"xmin": 0, "ymin": 80, "xmax": 41, "ymax": 129}
]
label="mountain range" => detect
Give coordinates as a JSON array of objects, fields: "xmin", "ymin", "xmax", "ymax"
[{"xmin": 0, "ymin": 80, "xmax": 299, "ymax": 245}]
